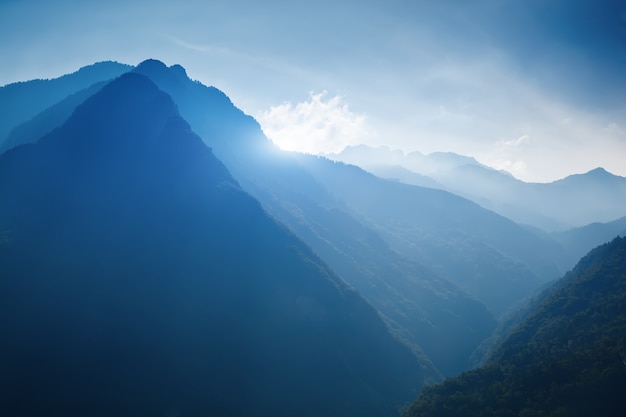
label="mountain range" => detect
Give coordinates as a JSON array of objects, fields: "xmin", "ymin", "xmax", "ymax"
[
  {"xmin": 0, "ymin": 71, "xmax": 425, "ymax": 417},
  {"xmin": 2, "ymin": 60, "xmax": 625, "ymax": 416},
  {"xmin": 1, "ymin": 60, "xmax": 503, "ymax": 377},
  {"xmin": 329, "ymin": 145, "xmax": 626, "ymax": 232}
]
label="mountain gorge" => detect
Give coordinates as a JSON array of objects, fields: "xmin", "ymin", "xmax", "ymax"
[
  {"xmin": 404, "ymin": 236, "xmax": 626, "ymax": 417},
  {"xmin": 0, "ymin": 72, "xmax": 425, "ymax": 417}
]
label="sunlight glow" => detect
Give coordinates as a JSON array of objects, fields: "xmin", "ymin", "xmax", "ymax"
[{"xmin": 256, "ymin": 92, "xmax": 372, "ymax": 154}]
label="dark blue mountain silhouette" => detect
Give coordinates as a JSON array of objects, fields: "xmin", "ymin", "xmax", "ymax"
[
  {"xmin": 0, "ymin": 80, "xmax": 109, "ymax": 154},
  {"xmin": 0, "ymin": 59, "xmax": 488, "ymax": 376},
  {"xmin": 131, "ymin": 59, "xmax": 498, "ymax": 375},
  {"xmin": 132, "ymin": 61, "xmax": 564, "ymax": 315},
  {"xmin": 0, "ymin": 61, "xmax": 131, "ymax": 148},
  {"xmin": 0, "ymin": 73, "xmax": 424, "ymax": 417},
  {"xmin": 8, "ymin": 59, "xmax": 575, "ymax": 376}
]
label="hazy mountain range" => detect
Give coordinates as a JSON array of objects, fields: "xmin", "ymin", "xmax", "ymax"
[
  {"xmin": 329, "ymin": 145, "xmax": 626, "ymax": 232},
  {"xmin": 1, "ymin": 60, "xmax": 625, "ymax": 416}
]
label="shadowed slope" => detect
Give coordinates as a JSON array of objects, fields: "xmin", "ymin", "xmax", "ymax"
[
  {"xmin": 0, "ymin": 61, "xmax": 131, "ymax": 148},
  {"xmin": 132, "ymin": 59, "xmax": 497, "ymax": 375},
  {"xmin": 404, "ymin": 237, "xmax": 626, "ymax": 417},
  {"xmin": 0, "ymin": 72, "xmax": 423, "ymax": 417}
]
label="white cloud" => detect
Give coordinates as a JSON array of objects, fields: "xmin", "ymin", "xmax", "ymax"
[
  {"xmin": 500, "ymin": 134, "xmax": 530, "ymax": 148},
  {"xmin": 256, "ymin": 92, "xmax": 372, "ymax": 154}
]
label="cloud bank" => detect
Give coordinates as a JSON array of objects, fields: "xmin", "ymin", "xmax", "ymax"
[{"xmin": 256, "ymin": 92, "xmax": 372, "ymax": 154}]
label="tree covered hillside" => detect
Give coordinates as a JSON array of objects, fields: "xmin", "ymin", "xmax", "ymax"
[{"xmin": 404, "ymin": 237, "xmax": 626, "ymax": 417}]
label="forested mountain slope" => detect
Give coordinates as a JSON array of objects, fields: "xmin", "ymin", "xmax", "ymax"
[{"xmin": 404, "ymin": 236, "xmax": 626, "ymax": 417}]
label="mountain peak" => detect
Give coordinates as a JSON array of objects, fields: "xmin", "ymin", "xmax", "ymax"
[
  {"xmin": 134, "ymin": 59, "xmax": 189, "ymax": 86},
  {"xmin": 586, "ymin": 167, "xmax": 611, "ymax": 177},
  {"xmin": 555, "ymin": 166, "xmax": 622, "ymax": 186},
  {"xmin": 0, "ymin": 63, "xmax": 424, "ymax": 416},
  {"xmin": 27, "ymin": 71, "xmax": 237, "ymax": 193},
  {"xmin": 169, "ymin": 64, "xmax": 188, "ymax": 79},
  {"xmin": 41, "ymin": 72, "xmax": 179, "ymax": 151},
  {"xmin": 135, "ymin": 58, "xmax": 168, "ymax": 72}
]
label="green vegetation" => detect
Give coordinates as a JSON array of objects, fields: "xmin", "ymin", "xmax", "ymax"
[{"xmin": 404, "ymin": 237, "xmax": 626, "ymax": 417}]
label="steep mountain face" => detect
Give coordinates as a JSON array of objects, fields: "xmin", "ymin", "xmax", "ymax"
[
  {"xmin": 0, "ymin": 60, "xmax": 494, "ymax": 377},
  {"xmin": 0, "ymin": 80, "xmax": 109, "ymax": 154},
  {"xmin": 0, "ymin": 73, "xmax": 426, "ymax": 417},
  {"xmin": 130, "ymin": 60, "xmax": 499, "ymax": 375},
  {"xmin": 331, "ymin": 145, "xmax": 626, "ymax": 232},
  {"xmin": 404, "ymin": 236, "xmax": 626, "ymax": 417},
  {"xmin": 0, "ymin": 61, "xmax": 131, "ymax": 149}
]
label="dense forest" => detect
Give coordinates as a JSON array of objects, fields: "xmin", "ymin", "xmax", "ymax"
[{"xmin": 404, "ymin": 237, "xmax": 626, "ymax": 417}]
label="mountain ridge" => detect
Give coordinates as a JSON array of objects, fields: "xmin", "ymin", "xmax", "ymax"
[
  {"xmin": 0, "ymin": 71, "xmax": 426, "ymax": 417},
  {"xmin": 8, "ymin": 59, "xmax": 613, "ymax": 380},
  {"xmin": 0, "ymin": 61, "xmax": 131, "ymax": 148},
  {"xmin": 330, "ymin": 144, "xmax": 626, "ymax": 231},
  {"xmin": 403, "ymin": 236, "xmax": 626, "ymax": 417},
  {"xmin": 126, "ymin": 60, "xmax": 500, "ymax": 375}
]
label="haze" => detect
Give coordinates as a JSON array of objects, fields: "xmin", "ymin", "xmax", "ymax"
[{"xmin": 1, "ymin": 0, "xmax": 625, "ymax": 182}]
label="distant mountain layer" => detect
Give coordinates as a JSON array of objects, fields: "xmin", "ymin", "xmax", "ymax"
[
  {"xmin": 403, "ymin": 236, "xmax": 626, "ymax": 417},
  {"xmin": 0, "ymin": 61, "xmax": 131, "ymax": 147},
  {"xmin": 331, "ymin": 145, "xmax": 626, "ymax": 231},
  {"xmin": 0, "ymin": 72, "xmax": 425, "ymax": 417},
  {"xmin": 552, "ymin": 216, "xmax": 626, "ymax": 266},
  {"xmin": 296, "ymin": 155, "xmax": 565, "ymax": 315}
]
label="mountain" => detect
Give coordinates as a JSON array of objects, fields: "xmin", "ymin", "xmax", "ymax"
[
  {"xmin": 552, "ymin": 216, "xmax": 626, "ymax": 267},
  {"xmin": 0, "ymin": 72, "xmax": 427, "ymax": 417},
  {"xmin": 129, "ymin": 59, "xmax": 498, "ymax": 376},
  {"xmin": 403, "ymin": 236, "xmax": 626, "ymax": 417},
  {"xmin": 0, "ymin": 61, "xmax": 131, "ymax": 149},
  {"xmin": 5, "ymin": 59, "xmax": 577, "ymax": 376},
  {"xmin": 130, "ymin": 62, "xmax": 565, "ymax": 313},
  {"xmin": 0, "ymin": 80, "xmax": 110, "ymax": 154},
  {"xmin": 0, "ymin": 60, "xmax": 496, "ymax": 377},
  {"xmin": 296, "ymin": 155, "xmax": 565, "ymax": 316},
  {"xmin": 331, "ymin": 145, "xmax": 626, "ymax": 231}
]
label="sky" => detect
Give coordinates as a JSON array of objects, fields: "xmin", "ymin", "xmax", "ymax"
[{"xmin": 1, "ymin": 0, "xmax": 625, "ymax": 182}]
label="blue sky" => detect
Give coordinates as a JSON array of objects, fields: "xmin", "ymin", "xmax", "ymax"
[{"xmin": 1, "ymin": 0, "xmax": 625, "ymax": 182}]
